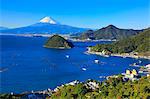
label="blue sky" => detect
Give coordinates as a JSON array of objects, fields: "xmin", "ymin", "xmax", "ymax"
[{"xmin": 0, "ymin": 0, "xmax": 149, "ymax": 29}]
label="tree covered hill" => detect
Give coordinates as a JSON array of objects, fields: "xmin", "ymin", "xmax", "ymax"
[
  {"xmin": 77, "ymin": 25, "xmax": 143, "ymax": 40},
  {"xmin": 50, "ymin": 76, "xmax": 150, "ymax": 99},
  {"xmin": 44, "ymin": 35, "xmax": 74, "ymax": 49},
  {"xmin": 90, "ymin": 29, "xmax": 150, "ymax": 55}
]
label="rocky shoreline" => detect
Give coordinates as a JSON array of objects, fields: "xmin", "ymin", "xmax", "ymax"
[
  {"xmin": 111, "ymin": 53, "xmax": 150, "ymax": 60},
  {"xmin": 86, "ymin": 50, "xmax": 150, "ymax": 60}
]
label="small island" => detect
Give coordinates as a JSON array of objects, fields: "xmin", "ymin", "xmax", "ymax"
[{"xmin": 44, "ymin": 35, "xmax": 74, "ymax": 49}]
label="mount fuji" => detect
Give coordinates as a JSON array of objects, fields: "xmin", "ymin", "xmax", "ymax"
[
  {"xmin": 39, "ymin": 16, "xmax": 59, "ymax": 24},
  {"xmin": 0, "ymin": 17, "xmax": 89, "ymax": 34}
]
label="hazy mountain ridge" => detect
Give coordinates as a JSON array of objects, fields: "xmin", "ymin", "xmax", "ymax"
[{"xmin": 0, "ymin": 26, "xmax": 9, "ymax": 30}]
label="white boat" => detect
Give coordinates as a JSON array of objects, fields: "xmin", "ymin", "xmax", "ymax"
[
  {"xmin": 82, "ymin": 68, "xmax": 87, "ymax": 71},
  {"xmin": 104, "ymin": 55, "xmax": 109, "ymax": 57},
  {"xmin": 129, "ymin": 63, "xmax": 136, "ymax": 66},
  {"xmin": 139, "ymin": 60, "xmax": 142, "ymax": 63},
  {"xmin": 11, "ymin": 92, "xmax": 14, "ymax": 95},
  {"xmin": 94, "ymin": 59, "xmax": 99, "ymax": 63},
  {"xmin": 66, "ymin": 55, "xmax": 70, "ymax": 58},
  {"xmin": 138, "ymin": 71, "xmax": 143, "ymax": 73},
  {"xmin": 99, "ymin": 76, "xmax": 106, "ymax": 78},
  {"xmin": 129, "ymin": 63, "xmax": 140, "ymax": 67},
  {"xmin": 0, "ymin": 68, "xmax": 8, "ymax": 72},
  {"xmin": 123, "ymin": 56, "xmax": 126, "ymax": 58}
]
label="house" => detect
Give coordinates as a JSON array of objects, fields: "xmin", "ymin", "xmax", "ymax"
[
  {"xmin": 126, "ymin": 70, "xmax": 131, "ymax": 75},
  {"xmin": 66, "ymin": 80, "xmax": 80, "ymax": 86},
  {"xmin": 101, "ymin": 50, "xmax": 111, "ymax": 55},
  {"xmin": 85, "ymin": 81, "xmax": 99, "ymax": 90},
  {"xmin": 132, "ymin": 69, "xmax": 138, "ymax": 75},
  {"xmin": 124, "ymin": 69, "xmax": 139, "ymax": 81}
]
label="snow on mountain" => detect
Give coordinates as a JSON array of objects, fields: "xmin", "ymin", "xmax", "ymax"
[
  {"xmin": 39, "ymin": 17, "xmax": 59, "ymax": 24},
  {"xmin": 0, "ymin": 17, "xmax": 88, "ymax": 34}
]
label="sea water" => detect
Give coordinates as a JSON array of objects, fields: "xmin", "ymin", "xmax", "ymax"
[{"xmin": 0, "ymin": 35, "xmax": 149, "ymax": 93}]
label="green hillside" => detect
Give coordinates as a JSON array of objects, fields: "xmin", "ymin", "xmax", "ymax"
[
  {"xmin": 44, "ymin": 35, "xmax": 74, "ymax": 49},
  {"xmin": 50, "ymin": 76, "xmax": 150, "ymax": 99},
  {"xmin": 90, "ymin": 29, "xmax": 150, "ymax": 55}
]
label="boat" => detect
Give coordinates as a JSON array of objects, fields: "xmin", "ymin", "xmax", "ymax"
[
  {"xmin": 94, "ymin": 59, "xmax": 99, "ymax": 63},
  {"xmin": 99, "ymin": 76, "xmax": 106, "ymax": 78},
  {"xmin": 82, "ymin": 68, "xmax": 87, "ymax": 71},
  {"xmin": 66, "ymin": 55, "xmax": 70, "ymax": 58},
  {"xmin": 104, "ymin": 55, "xmax": 109, "ymax": 57},
  {"xmin": 139, "ymin": 60, "xmax": 142, "ymax": 63},
  {"xmin": 129, "ymin": 63, "xmax": 136, "ymax": 66},
  {"xmin": 138, "ymin": 71, "xmax": 143, "ymax": 73},
  {"xmin": 129, "ymin": 63, "xmax": 140, "ymax": 67},
  {"xmin": 0, "ymin": 68, "xmax": 8, "ymax": 72},
  {"xmin": 123, "ymin": 56, "xmax": 126, "ymax": 58},
  {"xmin": 11, "ymin": 92, "xmax": 14, "ymax": 95}
]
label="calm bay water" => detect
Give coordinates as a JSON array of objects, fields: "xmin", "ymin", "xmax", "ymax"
[{"xmin": 0, "ymin": 35, "xmax": 150, "ymax": 93}]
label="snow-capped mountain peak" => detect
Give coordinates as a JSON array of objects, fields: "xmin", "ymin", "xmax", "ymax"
[
  {"xmin": 1, "ymin": 16, "xmax": 88, "ymax": 34},
  {"xmin": 39, "ymin": 16, "xmax": 59, "ymax": 24}
]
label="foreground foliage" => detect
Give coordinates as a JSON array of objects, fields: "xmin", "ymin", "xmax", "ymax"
[{"xmin": 50, "ymin": 76, "xmax": 150, "ymax": 99}]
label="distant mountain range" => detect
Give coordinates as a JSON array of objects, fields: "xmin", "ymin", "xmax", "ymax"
[
  {"xmin": 77, "ymin": 25, "xmax": 143, "ymax": 40},
  {"xmin": 0, "ymin": 17, "xmax": 146, "ymax": 39},
  {"xmin": 0, "ymin": 17, "xmax": 88, "ymax": 34},
  {"xmin": 0, "ymin": 26, "xmax": 9, "ymax": 30}
]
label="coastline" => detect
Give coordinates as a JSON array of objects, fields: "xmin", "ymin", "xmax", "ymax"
[
  {"xmin": 0, "ymin": 33, "xmax": 55, "ymax": 37},
  {"xmin": 23, "ymin": 31, "xmax": 148, "ymax": 60},
  {"xmin": 70, "ymin": 39, "xmax": 117, "ymax": 42},
  {"xmin": 86, "ymin": 50, "xmax": 150, "ymax": 60},
  {"xmin": 0, "ymin": 33, "xmax": 149, "ymax": 96},
  {"xmin": 111, "ymin": 53, "xmax": 150, "ymax": 60},
  {"xmin": 0, "ymin": 33, "xmax": 116, "ymax": 42},
  {"xmin": 1, "ymin": 72, "xmax": 149, "ymax": 98}
]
